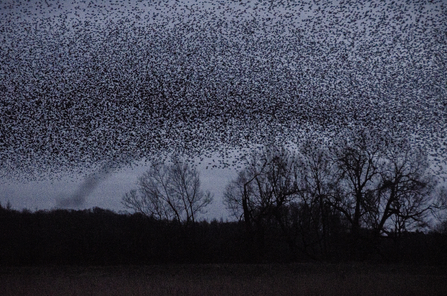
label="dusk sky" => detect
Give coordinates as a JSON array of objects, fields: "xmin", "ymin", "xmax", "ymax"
[
  {"xmin": 1, "ymin": 0, "xmax": 445, "ymax": 220},
  {"xmin": 1, "ymin": 156, "xmax": 238, "ymax": 220}
]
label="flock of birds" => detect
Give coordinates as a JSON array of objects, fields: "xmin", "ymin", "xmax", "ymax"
[{"xmin": 0, "ymin": 0, "xmax": 446, "ymax": 181}]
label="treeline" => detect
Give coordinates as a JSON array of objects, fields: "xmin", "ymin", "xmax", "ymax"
[
  {"xmin": 0, "ymin": 206, "xmax": 243, "ymax": 265},
  {"xmin": 118, "ymin": 129, "xmax": 447, "ymax": 265},
  {"xmin": 221, "ymin": 129, "xmax": 447, "ymax": 263},
  {"xmin": 1, "ymin": 205, "xmax": 447, "ymax": 266},
  {"xmin": 2, "ymin": 129, "xmax": 447, "ymax": 266}
]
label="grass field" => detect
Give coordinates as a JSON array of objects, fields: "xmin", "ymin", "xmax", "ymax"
[{"xmin": 1, "ymin": 263, "xmax": 446, "ymax": 296}]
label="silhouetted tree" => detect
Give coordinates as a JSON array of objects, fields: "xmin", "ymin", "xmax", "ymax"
[
  {"xmin": 224, "ymin": 146, "xmax": 299, "ymax": 260},
  {"xmin": 328, "ymin": 129, "xmax": 383, "ymax": 241},
  {"xmin": 325, "ymin": 129, "xmax": 444, "ymax": 260},
  {"xmin": 328, "ymin": 131, "xmax": 441, "ymax": 237},
  {"xmin": 122, "ymin": 155, "xmax": 213, "ymax": 224},
  {"xmin": 291, "ymin": 139, "xmax": 348, "ymax": 260},
  {"xmin": 367, "ymin": 138, "xmax": 441, "ymax": 238}
]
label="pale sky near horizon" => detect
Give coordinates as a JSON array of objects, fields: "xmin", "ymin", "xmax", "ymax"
[{"xmin": 0, "ymin": 158, "xmax": 238, "ymax": 220}]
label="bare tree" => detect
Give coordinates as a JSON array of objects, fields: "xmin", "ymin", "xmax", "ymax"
[
  {"xmin": 223, "ymin": 146, "xmax": 299, "ymax": 259},
  {"xmin": 368, "ymin": 140, "xmax": 439, "ymax": 237},
  {"xmin": 328, "ymin": 130, "xmax": 442, "ymax": 238},
  {"xmin": 224, "ymin": 135, "xmax": 445, "ymax": 261},
  {"xmin": 294, "ymin": 139, "xmax": 343, "ymax": 259},
  {"xmin": 224, "ymin": 146, "xmax": 298, "ymax": 223},
  {"xmin": 122, "ymin": 156, "xmax": 213, "ymax": 223},
  {"xmin": 328, "ymin": 129, "xmax": 383, "ymax": 238}
]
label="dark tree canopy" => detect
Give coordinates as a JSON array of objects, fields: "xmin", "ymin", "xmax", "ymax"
[{"xmin": 1, "ymin": 0, "xmax": 446, "ymax": 180}]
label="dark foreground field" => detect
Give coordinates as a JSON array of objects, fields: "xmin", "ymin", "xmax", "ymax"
[{"xmin": 1, "ymin": 263, "xmax": 446, "ymax": 296}]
